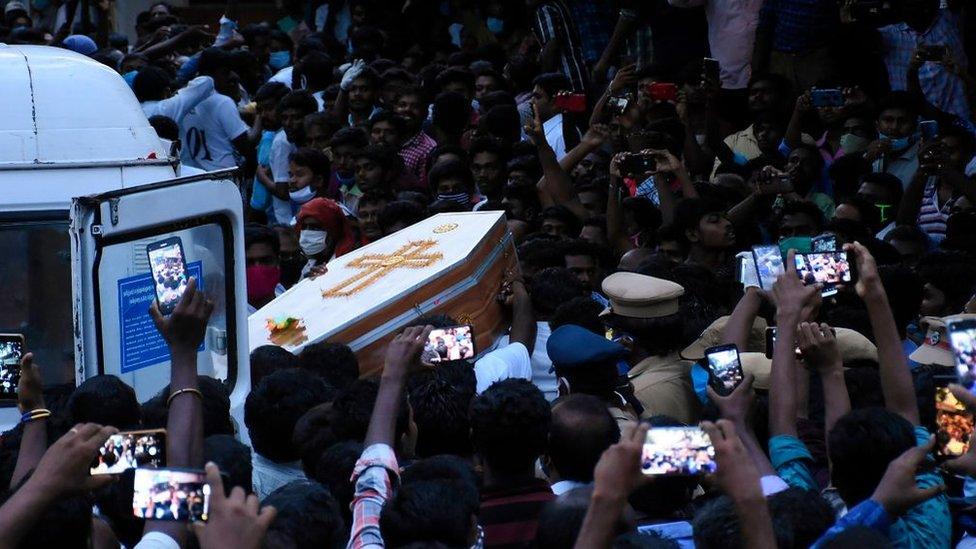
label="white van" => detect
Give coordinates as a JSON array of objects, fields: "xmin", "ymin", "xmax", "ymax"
[{"xmin": 0, "ymin": 44, "xmax": 251, "ymax": 434}]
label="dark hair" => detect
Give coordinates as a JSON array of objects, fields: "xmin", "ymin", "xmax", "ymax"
[
  {"xmin": 380, "ymin": 480, "xmax": 477, "ymax": 547},
  {"xmin": 884, "ymin": 224, "xmax": 929, "ymax": 248},
  {"xmin": 133, "ymin": 65, "xmax": 171, "ymax": 102},
  {"xmin": 504, "ymin": 182, "xmax": 543, "ymax": 217},
  {"xmin": 693, "ymin": 487, "xmax": 833, "ymax": 548},
  {"xmin": 550, "ymin": 296, "xmax": 605, "ymax": 335},
  {"xmin": 878, "ymin": 265, "xmax": 923, "ymax": 339},
  {"xmin": 542, "ymin": 205, "xmax": 583, "ymax": 237},
  {"xmin": 837, "ymin": 194, "xmax": 881, "ymax": 232},
  {"xmin": 308, "ymin": 440, "xmax": 363, "ymax": 528},
  {"xmin": 144, "ymin": 376, "xmax": 234, "ymax": 436},
  {"xmin": 532, "ymin": 72, "xmax": 571, "ymax": 98},
  {"xmin": 470, "ymin": 379, "xmax": 551, "ymax": 475},
  {"xmin": 428, "ymin": 158, "xmax": 475, "ymax": 192},
  {"xmin": 778, "ymin": 200, "xmax": 825, "ymax": 233},
  {"xmin": 289, "ymin": 147, "xmax": 332, "ymax": 178},
  {"xmin": 255, "ymin": 81, "xmax": 290, "ymax": 104},
  {"xmin": 530, "ymin": 267, "xmax": 588, "ymax": 318},
  {"xmin": 876, "ymin": 90, "xmax": 919, "ymax": 121},
  {"xmin": 198, "ymin": 47, "xmax": 235, "ymax": 76},
  {"xmin": 673, "ymin": 198, "xmax": 727, "ymax": 246},
  {"xmin": 369, "ymin": 109, "xmax": 409, "ymax": 136},
  {"xmin": 469, "ymin": 136, "xmax": 510, "ymax": 164},
  {"xmin": 379, "ymin": 200, "xmax": 427, "ymax": 233},
  {"xmin": 858, "ymin": 172, "xmax": 904, "ymax": 205},
  {"xmin": 298, "ymin": 342, "xmax": 359, "ymax": 391},
  {"xmin": 506, "ymin": 54, "xmax": 540, "ymax": 91},
  {"xmin": 548, "ymin": 395, "xmax": 619, "ymax": 482},
  {"xmin": 244, "ymin": 369, "xmax": 334, "ymax": 462},
  {"xmin": 408, "ymin": 372, "xmax": 473, "ymax": 457},
  {"xmin": 942, "ymin": 125, "xmax": 976, "ymax": 156},
  {"xmin": 249, "ymin": 345, "xmax": 298, "ymax": 388},
  {"xmin": 349, "ymin": 65, "xmax": 381, "ymax": 89},
  {"xmin": 431, "ymin": 91, "xmax": 471, "ymax": 136},
  {"xmin": 204, "ymin": 434, "xmax": 253, "ymax": 494},
  {"xmin": 246, "ymin": 223, "xmax": 281, "ymax": 255},
  {"xmin": 262, "ymin": 480, "xmax": 345, "ymax": 548},
  {"xmin": 436, "ymin": 67, "xmax": 475, "ymax": 93},
  {"xmin": 355, "ymin": 143, "xmax": 404, "ymax": 174},
  {"xmin": 828, "ymin": 407, "xmax": 916, "ymax": 506},
  {"xmin": 148, "ymin": 115, "xmax": 179, "ymax": 141},
  {"xmin": 68, "ymin": 375, "xmax": 141, "ymax": 429},
  {"xmin": 329, "ymin": 378, "xmax": 409, "ymax": 444},
  {"xmin": 329, "ymin": 126, "xmax": 370, "ymax": 149},
  {"xmin": 278, "ymin": 90, "xmax": 319, "ymax": 115},
  {"xmin": 915, "ymin": 251, "xmax": 976, "ymax": 314},
  {"xmin": 298, "ymin": 50, "xmax": 334, "ymax": 91},
  {"xmin": 479, "ymin": 105, "xmax": 523, "ymax": 143},
  {"xmin": 536, "ymin": 488, "xmax": 595, "ymax": 549}
]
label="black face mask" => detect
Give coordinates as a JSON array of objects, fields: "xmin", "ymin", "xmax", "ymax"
[{"xmin": 279, "ymin": 255, "xmax": 304, "ymax": 288}]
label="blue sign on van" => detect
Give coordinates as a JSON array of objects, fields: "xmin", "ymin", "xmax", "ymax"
[{"xmin": 118, "ymin": 262, "xmax": 204, "ymax": 373}]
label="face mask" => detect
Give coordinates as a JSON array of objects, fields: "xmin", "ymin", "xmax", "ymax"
[
  {"xmin": 269, "ymin": 50, "xmax": 291, "ymax": 71},
  {"xmin": 299, "ymin": 229, "xmax": 329, "ymax": 256},
  {"xmin": 289, "ymin": 186, "xmax": 316, "ymax": 204},
  {"xmin": 486, "ymin": 17, "xmax": 504, "ymax": 35},
  {"xmin": 839, "ymin": 133, "xmax": 870, "ymax": 155},
  {"xmin": 880, "ymin": 133, "xmax": 912, "ymax": 151},
  {"xmin": 437, "ymin": 192, "xmax": 469, "ymax": 206},
  {"xmin": 246, "ymin": 265, "xmax": 281, "ymax": 304}
]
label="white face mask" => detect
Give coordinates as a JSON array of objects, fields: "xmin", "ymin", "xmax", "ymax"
[
  {"xmin": 299, "ymin": 229, "xmax": 328, "ymax": 256},
  {"xmin": 289, "ymin": 186, "xmax": 316, "ymax": 204}
]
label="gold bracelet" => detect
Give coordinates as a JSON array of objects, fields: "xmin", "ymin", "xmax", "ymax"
[{"xmin": 166, "ymin": 388, "xmax": 204, "ymax": 407}]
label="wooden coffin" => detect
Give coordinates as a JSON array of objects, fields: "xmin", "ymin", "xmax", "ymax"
[{"xmin": 248, "ymin": 212, "xmax": 517, "ymax": 375}]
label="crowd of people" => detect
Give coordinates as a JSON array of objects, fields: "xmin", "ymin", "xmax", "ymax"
[{"xmin": 4, "ymin": 0, "xmax": 976, "ymax": 547}]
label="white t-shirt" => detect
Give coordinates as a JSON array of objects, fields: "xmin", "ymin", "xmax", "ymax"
[
  {"xmin": 179, "ymin": 94, "xmax": 249, "ymax": 172},
  {"xmin": 269, "ymin": 66, "xmax": 295, "ymax": 89},
  {"xmin": 134, "ymin": 532, "xmax": 179, "ymax": 549},
  {"xmin": 474, "ymin": 341, "xmax": 533, "ymax": 394},
  {"xmin": 269, "ymin": 130, "xmax": 297, "ymax": 224},
  {"xmin": 142, "ymin": 76, "xmax": 214, "ymax": 124},
  {"xmin": 480, "ymin": 323, "xmax": 556, "ymax": 400},
  {"xmin": 543, "ymin": 113, "xmax": 572, "ymax": 161}
]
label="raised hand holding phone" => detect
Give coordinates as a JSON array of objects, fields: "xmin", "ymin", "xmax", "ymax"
[
  {"xmin": 150, "ymin": 276, "xmax": 214, "ymax": 356},
  {"xmin": 796, "ymin": 322, "xmax": 841, "ymax": 372},
  {"xmin": 33, "ymin": 423, "xmax": 119, "ymax": 495},
  {"xmin": 771, "ymin": 250, "xmax": 822, "ymax": 323},
  {"xmin": 16, "ymin": 353, "xmax": 43, "ymax": 413},
  {"xmin": 193, "ymin": 462, "xmax": 277, "ymax": 549},
  {"xmin": 707, "ymin": 373, "xmax": 756, "ymax": 425},
  {"xmin": 943, "ymin": 385, "xmax": 976, "ymax": 476}
]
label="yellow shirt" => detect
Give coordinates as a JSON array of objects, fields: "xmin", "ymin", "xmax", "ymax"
[{"xmin": 628, "ymin": 353, "xmax": 701, "ymax": 425}]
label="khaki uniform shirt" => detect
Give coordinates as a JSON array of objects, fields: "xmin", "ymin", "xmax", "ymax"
[{"xmin": 628, "ymin": 353, "xmax": 701, "ymax": 425}]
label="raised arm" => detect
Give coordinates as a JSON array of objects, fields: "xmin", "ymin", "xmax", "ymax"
[
  {"xmin": 10, "ymin": 355, "xmax": 48, "ymax": 489},
  {"xmin": 769, "ymin": 251, "xmax": 822, "ymax": 437},
  {"xmin": 526, "ymin": 108, "xmax": 588, "ymax": 220},
  {"xmin": 846, "ymin": 242, "xmax": 919, "ymax": 424},
  {"xmin": 797, "ymin": 322, "xmax": 850, "ymax": 438},
  {"xmin": 502, "ymin": 277, "xmax": 537, "ymax": 355},
  {"xmin": 722, "ymin": 288, "xmax": 764, "ymax": 351},
  {"xmin": 606, "ymin": 154, "xmax": 636, "ymax": 256},
  {"xmin": 708, "ymin": 376, "xmax": 777, "ymax": 477},
  {"xmin": 146, "ymin": 277, "xmax": 214, "ymax": 543}
]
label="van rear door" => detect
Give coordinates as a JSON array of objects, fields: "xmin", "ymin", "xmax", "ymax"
[{"xmin": 69, "ymin": 170, "xmax": 251, "ymax": 434}]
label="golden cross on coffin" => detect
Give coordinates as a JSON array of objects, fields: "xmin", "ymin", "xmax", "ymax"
[{"xmin": 322, "ymin": 239, "xmax": 444, "ymax": 298}]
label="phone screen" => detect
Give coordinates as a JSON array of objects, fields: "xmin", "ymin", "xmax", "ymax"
[
  {"xmin": 811, "ymin": 234, "xmax": 837, "ymax": 253},
  {"xmin": 949, "ymin": 319, "xmax": 976, "ymax": 387},
  {"xmin": 794, "ymin": 252, "xmax": 853, "ymax": 297},
  {"xmin": 0, "ymin": 335, "xmax": 24, "ymax": 399},
  {"xmin": 641, "ymin": 427, "xmax": 716, "ymax": 476},
  {"xmin": 147, "ymin": 238, "xmax": 189, "ymax": 315},
  {"xmin": 935, "ymin": 386, "xmax": 974, "ymax": 458},
  {"xmin": 752, "ymin": 245, "xmax": 784, "ymax": 290},
  {"xmin": 91, "ymin": 430, "xmax": 167, "ymax": 475},
  {"xmin": 705, "ymin": 345, "xmax": 743, "ymax": 395},
  {"xmin": 424, "ymin": 325, "xmax": 475, "ymax": 363},
  {"xmin": 737, "ymin": 253, "xmax": 760, "ymax": 288},
  {"xmin": 132, "ymin": 468, "xmax": 210, "ymax": 522}
]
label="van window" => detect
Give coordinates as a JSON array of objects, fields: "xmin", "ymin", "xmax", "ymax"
[
  {"xmin": 94, "ymin": 219, "xmax": 236, "ymax": 401},
  {"xmin": 0, "ymin": 218, "xmax": 75, "ymax": 387}
]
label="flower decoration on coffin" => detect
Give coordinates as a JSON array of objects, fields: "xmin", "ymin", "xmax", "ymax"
[{"xmin": 265, "ymin": 315, "xmax": 308, "ymax": 348}]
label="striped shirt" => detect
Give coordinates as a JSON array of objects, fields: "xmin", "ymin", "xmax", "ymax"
[
  {"xmin": 917, "ymin": 177, "xmax": 956, "ymax": 244},
  {"xmin": 532, "ymin": 1, "xmax": 588, "ymax": 92},
  {"xmin": 480, "ymin": 479, "xmax": 556, "ymax": 548}
]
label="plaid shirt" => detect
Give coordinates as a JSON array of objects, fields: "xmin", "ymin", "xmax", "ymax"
[
  {"xmin": 533, "ymin": 1, "xmax": 588, "ymax": 92},
  {"xmin": 758, "ymin": 0, "xmax": 838, "ymax": 53},
  {"xmin": 399, "ymin": 131, "xmax": 437, "ymax": 189},
  {"xmin": 347, "ymin": 443, "xmax": 399, "ymax": 549},
  {"xmin": 878, "ymin": 10, "xmax": 971, "ymax": 121}
]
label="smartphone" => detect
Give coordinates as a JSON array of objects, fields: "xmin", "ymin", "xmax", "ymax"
[
  {"xmin": 736, "ymin": 251, "xmax": 760, "ymax": 289},
  {"xmin": 424, "ymin": 325, "xmax": 476, "ymax": 363},
  {"xmin": 704, "ymin": 344, "xmax": 744, "ymax": 396},
  {"xmin": 91, "ymin": 429, "xmax": 166, "ymax": 475},
  {"xmin": 811, "ymin": 234, "xmax": 837, "ymax": 253},
  {"xmin": 646, "ymin": 82, "xmax": 678, "ymax": 103},
  {"xmin": 622, "ymin": 153, "xmax": 657, "ymax": 176},
  {"xmin": 948, "ymin": 317, "xmax": 976, "ymax": 388},
  {"xmin": 794, "ymin": 251, "xmax": 856, "ymax": 297},
  {"xmin": 702, "ymin": 58, "xmax": 720, "ymax": 84},
  {"xmin": 766, "ymin": 326, "xmax": 834, "ymax": 359},
  {"xmin": 752, "ymin": 245, "xmax": 785, "ymax": 291},
  {"xmin": 554, "ymin": 93, "xmax": 587, "ymax": 113},
  {"xmin": 919, "ymin": 120, "xmax": 939, "ymax": 142},
  {"xmin": 641, "ymin": 427, "xmax": 717, "ymax": 476},
  {"xmin": 935, "ymin": 386, "xmax": 974, "ymax": 459},
  {"xmin": 132, "ymin": 468, "xmax": 210, "ymax": 522},
  {"xmin": 606, "ymin": 95, "xmax": 630, "ymax": 115},
  {"xmin": 0, "ymin": 334, "xmax": 24, "ymax": 400},
  {"xmin": 810, "ymin": 88, "xmax": 844, "ymax": 108},
  {"xmin": 146, "ymin": 237, "xmax": 189, "ymax": 316}
]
